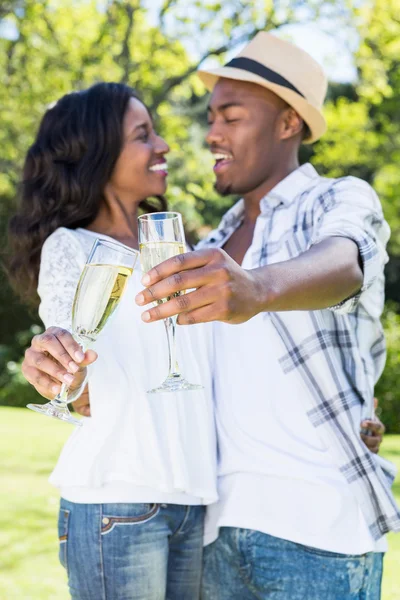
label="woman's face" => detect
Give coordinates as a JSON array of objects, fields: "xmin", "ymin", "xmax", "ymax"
[{"xmin": 108, "ymin": 97, "xmax": 169, "ymax": 202}]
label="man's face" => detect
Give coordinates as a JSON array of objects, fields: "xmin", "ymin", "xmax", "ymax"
[{"xmin": 206, "ymin": 78, "xmax": 289, "ymax": 196}]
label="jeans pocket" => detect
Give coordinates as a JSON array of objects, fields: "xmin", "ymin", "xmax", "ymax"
[
  {"xmin": 300, "ymin": 543, "xmax": 361, "ymax": 559},
  {"xmin": 57, "ymin": 507, "xmax": 70, "ymax": 570},
  {"xmin": 100, "ymin": 503, "xmax": 160, "ymax": 535}
]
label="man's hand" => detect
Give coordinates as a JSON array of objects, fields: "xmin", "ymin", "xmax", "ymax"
[
  {"xmin": 135, "ymin": 238, "xmax": 363, "ymax": 325},
  {"xmin": 135, "ymin": 248, "xmax": 264, "ymax": 325},
  {"xmin": 22, "ymin": 326, "xmax": 97, "ymax": 400}
]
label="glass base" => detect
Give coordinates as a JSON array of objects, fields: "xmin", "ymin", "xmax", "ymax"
[
  {"xmin": 147, "ymin": 376, "xmax": 203, "ymax": 394},
  {"xmin": 27, "ymin": 402, "xmax": 82, "ymax": 426}
]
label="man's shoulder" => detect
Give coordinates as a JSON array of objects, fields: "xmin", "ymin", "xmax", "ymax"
[
  {"xmin": 314, "ymin": 173, "xmax": 376, "ymax": 197},
  {"xmin": 305, "ymin": 173, "xmax": 380, "ymax": 214}
]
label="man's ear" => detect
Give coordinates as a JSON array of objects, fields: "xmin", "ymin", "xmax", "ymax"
[{"xmin": 280, "ymin": 108, "xmax": 304, "ymax": 141}]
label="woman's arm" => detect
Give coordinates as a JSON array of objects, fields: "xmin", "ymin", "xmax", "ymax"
[{"xmin": 22, "ymin": 229, "xmax": 97, "ymax": 401}]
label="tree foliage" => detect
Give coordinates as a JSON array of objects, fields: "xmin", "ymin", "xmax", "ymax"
[{"xmin": 1, "ymin": 0, "xmax": 399, "ymax": 430}]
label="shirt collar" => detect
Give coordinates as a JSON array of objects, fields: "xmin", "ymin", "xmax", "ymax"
[
  {"xmin": 217, "ymin": 163, "xmax": 320, "ymax": 232},
  {"xmin": 260, "ymin": 163, "xmax": 320, "ymax": 212},
  {"xmin": 218, "ymin": 198, "xmax": 245, "ymax": 233}
]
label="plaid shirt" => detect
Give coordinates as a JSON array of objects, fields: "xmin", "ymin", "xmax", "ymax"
[{"xmin": 197, "ymin": 163, "xmax": 400, "ymax": 540}]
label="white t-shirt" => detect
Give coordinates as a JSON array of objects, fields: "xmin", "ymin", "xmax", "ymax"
[
  {"xmin": 203, "ymin": 249, "xmax": 387, "ymax": 554},
  {"xmin": 38, "ymin": 227, "xmax": 217, "ymax": 505}
]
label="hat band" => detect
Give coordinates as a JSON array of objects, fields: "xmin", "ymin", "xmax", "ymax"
[{"xmin": 224, "ymin": 57, "xmax": 305, "ymax": 98}]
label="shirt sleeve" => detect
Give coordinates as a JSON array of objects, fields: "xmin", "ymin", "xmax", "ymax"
[
  {"xmin": 310, "ymin": 177, "xmax": 390, "ymax": 314},
  {"xmin": 37, "ymin": 228, "xmax": 86, "ymax": 330}
]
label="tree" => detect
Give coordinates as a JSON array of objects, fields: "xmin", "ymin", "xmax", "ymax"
[
  {"xmin": 2, "ymin": 1, "xmax": 400, "ymax": 431},
  {"xmin": 311, "ymin": 0, "xmax": 400, "ymax": 305}
]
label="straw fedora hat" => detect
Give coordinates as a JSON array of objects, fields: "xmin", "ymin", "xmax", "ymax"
[{"xmin": 198, "ymin": 32, "xmax": 328, "ymax": 144}]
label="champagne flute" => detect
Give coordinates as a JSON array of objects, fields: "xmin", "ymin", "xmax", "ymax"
[
  {"xmin": 138, "ymin": 212, "xmax": 203, "ymax": 393},
  {"xmin": 27, "ymin": 238, "xmax": 138, "ymax": 425}
]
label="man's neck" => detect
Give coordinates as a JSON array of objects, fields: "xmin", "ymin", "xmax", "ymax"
[{"xmin": 242, "ymin": 157, "xmax": 299, "ymax": 224}]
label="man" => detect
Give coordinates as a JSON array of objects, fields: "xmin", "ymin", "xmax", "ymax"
[
  {"xmin": 22, "ymin": 32, "xmax": 393, "ymax": 599},
  {"xmin": 134, "ymin": 33, "xmax": 399, "ymax": 598}
]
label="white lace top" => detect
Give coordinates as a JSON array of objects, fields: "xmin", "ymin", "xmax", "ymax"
[{"xmin": 38, "ymin": 227, "xmax": 217, "ymax": 505}]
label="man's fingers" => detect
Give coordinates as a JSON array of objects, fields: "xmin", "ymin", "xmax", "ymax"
[
  {"xmin": 32, "ymin": 327, "xmax": 85, "ymax": 371},
  {"xmin": 140, "ymin": 286, "xmax": 222, "ymax": 323},
  {"xmin": 140, "ymin": 248, "xmax": 223, "ymax": 286},
  {"xmin": 136, "ymin": 267, "xmax": 208, "ymax": 307},
  {"xmin": 141, "ymin": 250, "xmax": 207, "ymax": 286},
  {"xmin": 177, "ymin": 301, "xmax": 231, "ymax": 326}
]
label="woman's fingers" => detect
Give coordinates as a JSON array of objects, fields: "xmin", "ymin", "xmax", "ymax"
[
  {"xmin": 22, "ymin": 364, "xmax": 62, "ymax": 398},
  {"xmin": 80, "ymin": 349, "xmax": 98, "ymax": 366},
  {"xmin": 32, "ymin": 327, "xmax": 85, "ymax": 371},
  {"xmin": 23, "ymin": 348, "xmax": 76, "ymax": 385},
  {"xmin": 360, "ymin": 433, "xmax": 381, "ymax": 454},
  {"xmin": 360, "ymin": 418, "xmax": 385, "ymax": 454},
  {"xmin": 72, "ymin": 387, "xmax": 91, "ymax": 417},
  {"xmin": 361, "ymin": 419, "xmax": 385, "ymax": 436}
]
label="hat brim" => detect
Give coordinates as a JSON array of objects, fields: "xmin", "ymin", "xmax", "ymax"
[{"xmin": 198, "ymin": 67, "xmax": 326, "ymax": 144}]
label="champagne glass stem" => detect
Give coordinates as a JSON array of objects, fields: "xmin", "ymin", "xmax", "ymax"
[
  {"xmin": 51, "ymin": 383, "xmax": 69, "ymax": 407},
  {"xmin": 164, "ymin": 315, "xmax": 181, "ymax": 379},
  {"xmin": 56, "ymin": 339, "xmax": 87, "ymax": 404}
]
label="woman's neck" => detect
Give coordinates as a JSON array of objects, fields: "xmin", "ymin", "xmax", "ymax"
[{"xmin": 87, "ymin": 191, "xmax": 141, "ymax": 249}]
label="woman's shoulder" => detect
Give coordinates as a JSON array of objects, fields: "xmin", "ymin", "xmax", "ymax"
[
  {"xmin": 43, "ymin": 226, "xmax": 82, "ymax": 248},
  {"xmin": 42, "ymin": 227, "xmax": 96, "ymax": 259},
  {"xmin": 40, "ymin": 227, "xmax": 89, "ymax": 272},
  {"xmin": 42, "ymin": 226, "xmax": 79, "ymax": 249}
]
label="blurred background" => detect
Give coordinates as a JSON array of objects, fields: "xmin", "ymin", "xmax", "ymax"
[{"xmin": 0, "ymin": 1, "xmax": 399, "ymax": 598}]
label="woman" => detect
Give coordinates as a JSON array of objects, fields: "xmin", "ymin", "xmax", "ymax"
[{"xmin": 8, "ymin": 82, "xmax": 217, "ymax": 600}]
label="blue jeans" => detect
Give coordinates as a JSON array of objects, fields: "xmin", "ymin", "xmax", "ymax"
[
  {"xmin": 58, "ymin": 499, "xmax": 205, "ymax": 600},
  {"xmin": 201, "ymin": 527, "xmax": 384, "ymax": 600}
]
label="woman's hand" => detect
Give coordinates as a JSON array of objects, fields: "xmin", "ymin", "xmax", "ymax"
[
  {"xmin": 71, "ymin": 386, "xmax": 91, "ymax": 417},
  {"xmin": 21, "ymin": 326, "xmax": 97, "ymax": 400},
  {"xmin": 360, "ymin": 418, "xmax": 385, "ymax": 454},
  {"xmin": 360, "ymin": 398, "xmax": 385, "ymax": 454}
]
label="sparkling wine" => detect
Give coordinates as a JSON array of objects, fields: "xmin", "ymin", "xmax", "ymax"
[
  {"xmin": 139, "ymin": 241, "xmax": 185, "ymax": 273},
  {"xmin": 72, "ymin": 264, "xmax": 132, "ymax": 341},
  {"xmin": 140, "ymin": 241, "xmax": 185, "ymax": 304}
]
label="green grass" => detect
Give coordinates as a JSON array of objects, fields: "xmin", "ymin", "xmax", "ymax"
[
  {"xmin": 378, "ymin": 435, "xmax": 400, "ymax": 600},
  {"xmin": 0, "ymin": 407, "xmax": 399, "ymax": 599}
]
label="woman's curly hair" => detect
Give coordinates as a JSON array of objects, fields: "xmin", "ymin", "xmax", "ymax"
[{"xmin": 8, "ymin": 82, "xmax": 166, "ymax": 306}]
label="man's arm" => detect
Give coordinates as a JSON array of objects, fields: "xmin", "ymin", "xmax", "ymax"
[{"xmin": 135, "ymin": 237, "xmax": 363, "ymax": 325}]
